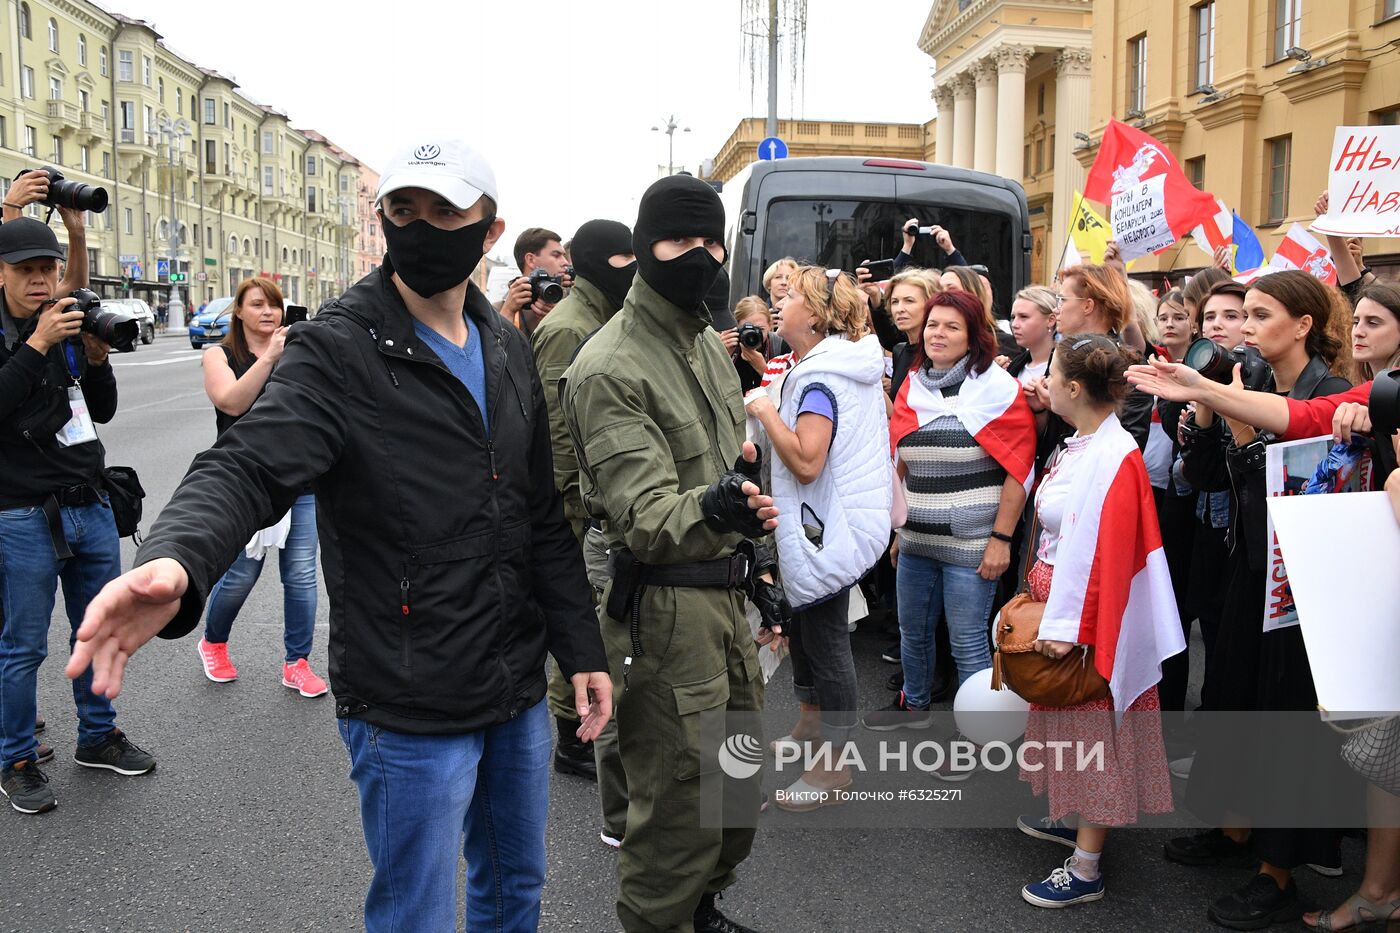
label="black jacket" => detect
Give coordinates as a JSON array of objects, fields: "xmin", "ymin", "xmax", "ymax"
[
  {"xmin": 0, "ymin": 303, "xmax": 117, "ymax": 507},
  {"xmin": 1179, "ymin": 355, "xmax": 1350, "ymax": 572},
  {"xmin": 140, "ymin": 267, "xmax": 606, "ymax": 734}
]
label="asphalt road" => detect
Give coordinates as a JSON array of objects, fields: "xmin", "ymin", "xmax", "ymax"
[{"xmin": 0, "ymin": 334, "xmax": 1365, "ymax": 932}]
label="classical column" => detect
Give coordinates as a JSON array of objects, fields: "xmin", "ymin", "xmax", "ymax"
[
  {"xmin": 995, "ymin": 46, "xmax": 1033, "ymax": 181},
  {"xmin": 1053, "ymin": 48, "xmax": 1093, "ymax": 243},
  {"xmin": 973, "ymin": 58, "xmax": 998, "ymax": 174},
  {"xmin": 933, "ymin": 85, "xmax": 955, "ymax": 166},
  {"xmin": 952, "ymin": 73, "xmax": 975, "ymax": 170}
]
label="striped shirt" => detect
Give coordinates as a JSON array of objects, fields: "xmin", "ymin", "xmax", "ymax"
[{"xmin": 896, "ymin": 371, "xmax": 1006, "ymax": 567}]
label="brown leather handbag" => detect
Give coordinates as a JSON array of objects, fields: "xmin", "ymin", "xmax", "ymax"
[{"xmin": 990, "ymin": 594, "xmax": 1109, "ymax": 708}]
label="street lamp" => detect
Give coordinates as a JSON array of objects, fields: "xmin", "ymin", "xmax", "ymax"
[
  {"xmin": 650, "ymin": 116, "xmax": 690, "ymax": 175},
  {"xmin": 148, "ymin": 117, "xmax": 191, "ymax": 328}
]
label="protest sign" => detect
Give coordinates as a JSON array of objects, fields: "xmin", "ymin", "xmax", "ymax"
[
  {"xmin": 1263, "ymin": 436, "xmax": 1372, "ymax": 632},
  {"xmin": 1112, "ymin": 176, "xmax": 1177, "ymax": 259},
  {"xmin": 1312, "ymin": 126, "xmax": 1400, "ymax": 238}
]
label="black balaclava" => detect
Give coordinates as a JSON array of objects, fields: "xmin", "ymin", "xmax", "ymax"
[
  {"xmin": 704, "ymin": 267, "xmax": 736, "ymax": 330},
  {"xmin": 379, "ymin": 211, "xmax": 494, "ymax": 299},
  {"xmin": 570, "ymin": 219, "xmax": 635, "ymax": 311},
  {"xmin": 632, "ymin": 175, "xmax": 726, "ymax": 316}
]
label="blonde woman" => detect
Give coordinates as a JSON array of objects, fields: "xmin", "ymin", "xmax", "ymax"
[{"xmin": 762, "ymin": 257, "xmax": 799, "ymax": 306}]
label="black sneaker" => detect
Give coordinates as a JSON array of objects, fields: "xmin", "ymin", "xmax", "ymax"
[
  {"xmin": 73, "ymin": 729, "xmax": 156, "ymax": 775},
  {"xmin": 34, "ymin": 715, "xmax": 45, "ymax": 735},
  {"xmin": 1, "ymin": 760, "xmax": 56, "ymax": 814},
  {"xmin": 694, "ymin": 892, "xmax": 759, "ymax": 933},
  {"xmin": 35, "ymin": 744, "xmax": 53, "ymax": 765},
  {"xmin": 1164, "ymin": 828, "xmax": 1253, "ymax": 868},
  {"xmin": 880, "ymin": 642, "xmax": 901, "ymax": 664},
  {"xmin": 886, "ymin": 671, "xmax": 903, "ymax": 692},
  {"xmin": 1206, "ymin": 874, "xmax": 1304, "ymax": 930},
  {"xmin": 861, "ymin": 692, "xmax": 934, "ymax": 731}
]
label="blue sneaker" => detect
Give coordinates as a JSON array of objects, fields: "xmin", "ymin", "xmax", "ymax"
[
  {"xmin": 1022, "ymin": 859, "xmax": 1105, "ymax": 908},
  {"xmin": 1017, "ymin": 813, "xmax": 1078, "ymax": 847}
]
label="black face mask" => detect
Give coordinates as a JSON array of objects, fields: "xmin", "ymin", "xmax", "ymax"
[
  {"xmin": 632, "ymin": 175, "xmax": 727, "ymax": 317},
  {"xmin": 570, "ymin": 219, "xmax": 636, "ymax": 311},
  {"xmin": 380, "ymin": 213, "xmax": 493, "ymax": 299}
]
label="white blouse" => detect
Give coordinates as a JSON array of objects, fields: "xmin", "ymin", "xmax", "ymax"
[{"xmin": 1034, "ymin": 432, "xmax": 1095, "ymax": 566}]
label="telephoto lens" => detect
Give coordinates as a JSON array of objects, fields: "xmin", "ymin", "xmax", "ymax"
[
  {"xmin": 1183, "ymin": 338, "xmax": 1234, "ymax": 384},
  {"xmin": 71, "ymin": 287, "xmax": 138, "ymax": 352},
  {"xmin": 1371, "ymin": 368, "xmax": 1400, "ymax": 436},
  {"xmin": 30, "ymin": 167, "xmax": 109, "ymax": 213},
  {"xmin": 528, "ymin": 268, "xmax": 564, "ymax": 305}
]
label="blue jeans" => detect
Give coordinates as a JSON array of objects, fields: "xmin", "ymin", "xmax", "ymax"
[
  {"xmin": 0, "ymin": 500, "xmax": 120, "ymax": 766},
  {"xmin": 204, "ymin": 494, "xmax": 318, "ymax": 663},
  {"xmin": 337, "ymin": 699, "xmax": 551, "ymax": 933},
  {"xmin": 897, "ymin": 551, "xmax": 997, "ymax": 706}
]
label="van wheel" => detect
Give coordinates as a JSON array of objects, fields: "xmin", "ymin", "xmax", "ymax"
[{"xmin": 142, "ymin": 323, "xmax": 155, "ymax": 345}]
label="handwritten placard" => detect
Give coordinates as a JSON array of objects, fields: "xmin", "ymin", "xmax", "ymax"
[{"xmin": 1312, "ymin": 126, "xmax": 1400, "ymax": 238}]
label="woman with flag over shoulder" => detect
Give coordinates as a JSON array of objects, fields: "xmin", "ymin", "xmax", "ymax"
[
  {"xmin": 1016, "ymin": 334, "xmax": 1185, "ymax": 910},
  {"xmin": 861, "ymin": 290, "xmax": 1036, "ymax": 752}
]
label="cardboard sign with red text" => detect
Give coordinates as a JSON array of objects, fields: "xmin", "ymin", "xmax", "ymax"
[{"xmin": 1312, "ymin": 126, "xmax": 1400, "ymax": 238}]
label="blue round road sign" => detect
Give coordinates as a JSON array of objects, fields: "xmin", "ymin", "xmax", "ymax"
[{"xmin": 757, "ymin": 136, "xmax": 788, "ymax": 161}]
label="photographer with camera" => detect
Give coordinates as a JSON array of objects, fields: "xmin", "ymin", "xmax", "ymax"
[
  {"xmin": 724, "ymin": 296, "xmax": 773, "ymax": 393},
  {"xmin": 2, "ymin": 169, "xmax": 94, "ymax": 299},
  {"xmin": 0, "ymin": 216, "xmax": 155, "ymax": 816},
  {"xmin": 500, "ymin": 226, "xmax": 573, "ymax": 338}
]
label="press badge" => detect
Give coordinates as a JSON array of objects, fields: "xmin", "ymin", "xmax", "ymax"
[{"xmin": 55, "ymin": 385, "xmax": 98, "ymax": 447}]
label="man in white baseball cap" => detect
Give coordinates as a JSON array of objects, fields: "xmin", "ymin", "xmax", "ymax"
[{"xmin": 67, "ymin": 138, "xmax": 612, "ymax": 932}]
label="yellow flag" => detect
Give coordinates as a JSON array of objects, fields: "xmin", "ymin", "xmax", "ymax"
[{"xmin": 1068, "ymin": 191, "xmax": 1113, "ymax": 265}]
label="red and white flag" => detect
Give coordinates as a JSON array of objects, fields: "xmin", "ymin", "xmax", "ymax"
[
  {"xmin": 890, "ymin": 362, "xmax": 1037, "ymax": 493},
  {"xmin": 1036, "ymin": 415, "xmax": 1186, "ymax": 713},
  {"xmin": 1190, "ymin": 197, "xmax": 1233, "ymax": 258},
  {"xmin": 1270, "ymin": 223, "xmax": 1339, "ymax": 285}
]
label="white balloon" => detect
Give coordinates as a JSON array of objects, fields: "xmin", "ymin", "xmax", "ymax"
[{"xmin": 953, "ymin": 666, "xmax": 1030, "ymax": 745}]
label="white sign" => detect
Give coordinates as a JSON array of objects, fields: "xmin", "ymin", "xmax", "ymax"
[
  {"xmin": 1312, "ymin": 126, "xmax": 1400, "ymax": 238},
  {"xmin": 1111, "ymin": 175, "xmax": 1175, "ymax": 260},
  {"xmin": 1268, "ymin": 492, "xmax": 1400, "ymax": 719}
]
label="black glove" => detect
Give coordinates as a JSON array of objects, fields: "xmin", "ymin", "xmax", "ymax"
[
  {"xmin": 749, "ymin": 578, "xmax": 793, "ymax": 635},
  {"xmin": 701, "ymin": 449, "xmax": 767, "ymax": 538}
]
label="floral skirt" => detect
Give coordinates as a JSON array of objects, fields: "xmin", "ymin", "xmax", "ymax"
[{"xmin": 1019, "ymin": 560, "xmax": 1175, "ymax": 826}]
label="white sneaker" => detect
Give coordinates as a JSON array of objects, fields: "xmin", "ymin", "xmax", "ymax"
[{"xmin": 1169, "ymin": 755, "xmax": 1194, "ymax": 780}]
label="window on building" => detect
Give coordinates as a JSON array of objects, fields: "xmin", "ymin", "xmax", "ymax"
[
  {"xmin": 99, "ymin": 47, "xmax": 108, "ymax": 77},
  {"xmin": 306, "ymin": 155, "xmax": 316, "ymax": 175},
  {"xmin": 263, "ymin": 165, "xmax": 274, "ymax": 194},
  {"xmin": 222, "ymin": 102, "xmax": 230, "ymax": 128},
  {"xmin": 1127, "ymin": 34, "xmax": 1148, "ymax": 114},
  {"xmin": 307, "ymin": 186, "xmax": 317, "ymax": 213},
  {"xmin": 0, "ymin": 117, "xmax": 6, "ymax": 149},
  {"xmin": 262, "ymin": 130, "xmax": 274, "ymax": 154},
  {"xmin": 80, "ymin": 146, "xmax": 89, "ymax": 172},
  {"xmin": 20, "ymin": 66, "xmax": 34, "ymax": 99},
  {"xmin": 1035, "ymin": 139, "xmax": 1045, "ymax": 175},
  {"xmin": 1192, "ymin": 2, "xmax": 1216, "ymax": 91},
  {"xmin": 101, "ymin": 99, "xmax": 109, "ymax": 121},
  {"xmin": 1186, "ymin": 156, "xmax": 1206, "ymax": 189},
  {"xmin": 47, "ymin": 17, "xmax": 57, "ymax": 52},
  {"xmin": 1387, "ymin": 0, "xmax": 1400, "ymax": 18},
  {"xmin": 78, "ymin": 34, "xmax": 86, "ymax": 66},
  {"xmin": 18, "ymin": 3, "xmax": 30, "ymax": 39},
  {"xmin": 101, "ymin": 151, "xmax": 110, "ymax": 178},
  {"xmin": 157, "ymin": 77, "xmax": 164, "ymax": 103},
  {"xmin": 118, "ymin": 50, "xmax": 133, "ymax": 82},
  {"xmin": 24, "ymin": 126, "xmax": 36, "ymax": 157},
  {"xmin": 78, "ymin": 89, "xmax": 89, "ymax": 112},
  {"xmin": 142, "ymin": 56, "xmax": 151, "ymax": 86},
  {"xmin": 48, "ymin": 76, "xmax": 61, "ymax": 100},
  {"xmin": 205, "ymin": 227, "xmax": 212, "ymax": 248},
  {"xmin": 1377, "ymin": 108, "xmax": 1400, "ymax": 125},
  {"xmin": 1267, "ymin": 136, "xmax": 1292, "ymax": 223},
  {"xmin": 118, "ymin": 101, "xmax": 135, "ymax": 143},
  {"xmin": 50, "ymin": 136, "xmax": 61, "ymax": 164},
  {"xmin": 1274, "ymin": 0, "xmax": 1303, "ymax": 61},
  {"xmin": 203, "ymin": 98, "xmax": 215, "ymax": 125},
  {"xmin": 144, "ymin": 105, "xmax": 153, "ymax": 136},
  {"xmin": 123, "ymin": 208, "xmax": 132, "ymax": 234},
  {"xmin": 223, "ymin": 142, "xmax": 230, "ymax": 174},
  {"xmin": 87, "ymin": 248, "xmax": 98, "ymax": 275},
  {"xmin": 204, "ymin": 139, "xmax": 216, "ymax": 174},
  {"xmin": 1037, "ymin": 83, "xmax": 1046, "ymax": 116}
]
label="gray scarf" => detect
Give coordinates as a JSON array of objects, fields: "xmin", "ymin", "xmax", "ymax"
[{"xmin": 917, "ymin": 354, "xmax": 970, "ymax": 393}]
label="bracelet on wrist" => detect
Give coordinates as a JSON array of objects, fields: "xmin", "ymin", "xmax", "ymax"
[{"xmin": 988, "ymin": 530, "xmax": 1014, "ymax": 544}]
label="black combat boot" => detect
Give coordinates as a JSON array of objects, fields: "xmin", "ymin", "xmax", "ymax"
[
  {"xmin": 694, "ymin": 892, "xmax": 759, "ymax": 933},
  {"xmin": 552, "ymin": 716, "xmax": 597, "ymax": 781}
]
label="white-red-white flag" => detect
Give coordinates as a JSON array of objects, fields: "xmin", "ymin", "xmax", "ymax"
[
  {"xmin": 1270, "ymin": 223, "xmax": 1339, "ymax": 285},
  {"xmin": 1035, "ymin": 415, "xmax": 1186, "ymax": 713},
  {"xmin": 1190, "ymin": 197, "xmax": 1233, "ymax": 257}
]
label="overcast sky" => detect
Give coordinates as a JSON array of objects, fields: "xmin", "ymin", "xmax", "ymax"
[{"xmin": 105, "ymin": 0, "xmax": 937, "ymax": 264}]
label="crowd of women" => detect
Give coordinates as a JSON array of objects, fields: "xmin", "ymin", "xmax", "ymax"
[{"xmin": 730, "ymin": 205, "xmax": 1400, "ymax": 928}]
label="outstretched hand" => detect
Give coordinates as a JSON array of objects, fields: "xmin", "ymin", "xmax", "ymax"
[
  {"xmin": 1125, "ymin": 357, "xmax": 1210, "ymax": 403},
  {"xmin": 67, "ymin": 558, "xmax": 189, "ymax": 699},
  {"xmin": 572, "ymin": 672, "xmax": 613, "ymax": 743}
]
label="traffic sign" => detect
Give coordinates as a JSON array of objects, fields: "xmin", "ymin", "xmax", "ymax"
[
  {"xmin": 156, "ymin": 259, "xmax": 170, "ymax": 279},
  {"xmin": 757, "ymin": 136, "xmax": 788, "ymax": 161},
  {"xmin": 196, "ymin": 272, "xmax": 208, "ymax": 282}
]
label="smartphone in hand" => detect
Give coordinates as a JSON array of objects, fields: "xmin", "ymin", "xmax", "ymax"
[
  {"xmin": 283, "ymin": 304, "xmax": 309, "ymax": 326},
  {"xmin": 861, "ymin": 259, "xmax": 896, "ymax": 282}
]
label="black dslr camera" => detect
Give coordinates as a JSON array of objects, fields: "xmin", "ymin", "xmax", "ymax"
[
  {"xmin": 1371, "ymin": 368, "xmax": 1400, "ymax": 436},
  {"xmin": 1184, "ymin": 338, "xmax": 1274, "ymax": 392},
  {"xmin": 16, "ymin": 167, "xmax": 108, "ymax": 213},
  {"xmin": 737, "ymin": 322, "xmax": 766, "ymax": 350},
  {"xmin": 528, "ymin": 268, "xmax": 565, "ymax": 305},
  {"xmin": 65, "ymin": 288, "xmax": 138, "ymax": 353}
]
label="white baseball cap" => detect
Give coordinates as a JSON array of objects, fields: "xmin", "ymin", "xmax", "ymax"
[{"xmin": 375, "ymin": 140, "xmax": 498, "ymax": 212}]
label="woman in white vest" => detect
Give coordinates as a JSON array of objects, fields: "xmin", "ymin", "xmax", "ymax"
[{"xmin": 744, "ymin": 267, "xmax": 891, "ymax": 811}]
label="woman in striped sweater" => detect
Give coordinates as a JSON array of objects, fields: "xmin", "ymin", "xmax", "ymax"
[{"xmin": 863, "ymin": 290, "xmax": 1036, "ymax": 748}]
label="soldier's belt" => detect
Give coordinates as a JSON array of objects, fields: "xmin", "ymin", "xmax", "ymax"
[{"xmin": 606, "ymin": 550, "xmax": 753, "ymax": 590}]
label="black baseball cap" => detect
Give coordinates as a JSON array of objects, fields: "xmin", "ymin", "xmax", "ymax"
[{"xmin": 0, "ymin": 217, "xmax": 65, "ymax": 264}]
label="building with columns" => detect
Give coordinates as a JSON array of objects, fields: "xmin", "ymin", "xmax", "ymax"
[
  {"xmin": 706, "ymin": 117, "xmax": 928, "ymax": 184},
  {"xmin": 921, "ymin": 0, "xmax": 1094, "ymax": 282}
]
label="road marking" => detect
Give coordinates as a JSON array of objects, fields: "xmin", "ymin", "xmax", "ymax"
[
  {"xmin": 118, "ymin": 390, "xmax": 208, "ymax": 413},
  {"xmin": 113, "ymin": 351, "xmax": 203, "ymax": 367}
]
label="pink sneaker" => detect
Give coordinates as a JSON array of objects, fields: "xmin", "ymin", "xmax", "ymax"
[
  {"xmin": 281, "ymin": 659, "xmax": 328, "ymax": 698},
  {"xmin": 197, "ymin": 639, "xmax": 238, "ymax": 683}
]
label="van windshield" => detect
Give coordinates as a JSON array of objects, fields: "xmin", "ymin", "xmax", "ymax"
[{"xmin": 761, "ymin": 199, "xmax": 1016, "ymax": 316}]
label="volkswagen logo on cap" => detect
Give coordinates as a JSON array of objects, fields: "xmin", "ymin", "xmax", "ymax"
[{"xmin": 413, "ymin": 144, "xmax": 441, "ymax": 161}]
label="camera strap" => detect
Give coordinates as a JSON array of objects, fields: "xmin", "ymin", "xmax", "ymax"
[{"xmin": 54, "ymin": 341, "xmax": 97, "ymax": 447}]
